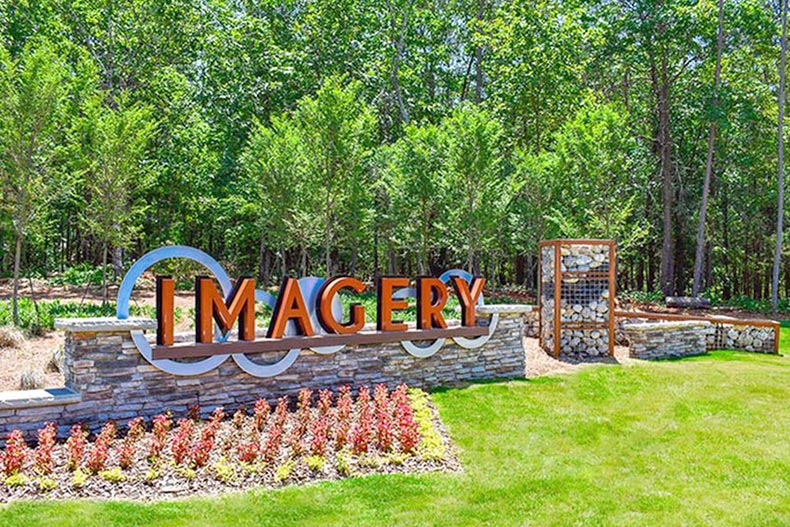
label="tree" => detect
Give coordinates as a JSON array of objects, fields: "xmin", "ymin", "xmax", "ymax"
[
  {"xmin": 241, "ymin": 114, "xmax": 305, "ymax": 282},
  {"xmin": 0, "ymin": 42, "xmax": 69, "ymax": 325},
  {"xmin": 693, "ymin": 0, "xmax": 726, "ymax": 297},
  {"xmin": 383, "ymin": 123, "xmax": 447, "ymax": 273},
  {"xmin": 774, "ymin": 0, "xmax": 789, "ymax": 311},
  {"xmin": 296, "ymin": 76, "xmax": 376, "ymax": 275},
  {"xmin": 80, "ymin": 96, "xmax": 156, "ymax": 304},
  {"xmin": 443, "ymin": 105, "xmax": 507, "ymax": 273}
]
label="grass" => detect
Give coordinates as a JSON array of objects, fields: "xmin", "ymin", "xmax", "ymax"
[{"xmin": 1, "ymin": 344, "xmax": 789, "ymax": 525}]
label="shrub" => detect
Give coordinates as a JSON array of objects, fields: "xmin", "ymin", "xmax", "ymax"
[
  {"xmin": 274, "ymin": 459, "xmax": 295, "ymax": 482},
  {"xmin": 190, "ymin": 439, "xmax": 214, "ymax": 468},
  {"xmin": 3, "ymin": 430, "xmax": 28, "ymax": 476},
  {"xmin": 187, "ymin": 403, "xmax": 201, "ymax": 422},
  {"xmin": 118, "ymin": 438, "xmax": 136, "ymax": 470},
  {"xmin": 318, "ymin": 389, "xmax": 333, "ymax": 415},
  {"xmin": 45, "ymin": 345, "xmax": 65, "ymax": 374},
  {"xmin": 71, "ymin": 469, "xmax": 88, "ymax": 488},
  {"xmin": 171, "ymin": 418, "xmax": 194, "ymax": 465},
  {"xmin": 232, "ymin": 408, "xmax": 246, "ymax": 429},
  {"xmin": 253, "ymin": 398, "xmax": 270, "ymax": 431},
  {"xmin": 37, "ymin": 476, "xmax": 57, "ymax": 491},
  {"xmin": 212, "ymin": 458, "xmax": 236, "ymax": 483},
  {"xmin": 237, "ymin": 441, "xmax": 259, "ymax": 464},
  {"xmin": 34, "ymin": 422, "xmax": 57, "ymax": 474},
  {"xmin": 310, "ymin": 416, "xmax": 329, "ymax": 457},
  {"xmin": 99, "ymin": 467, "xmax": 127, "ymax": 483},
  {"xmin": 335, "ymin": 387, "xmax": 353, "ymax": 450},
  {"xmin": 18, "ymin": 370, "xmax": 44, "ymax": 390},
  {"xmin": 126, "ymin": 416, "xmax": 146, "ymax": 440},
  {"xmin": 0, "ymin": 325, "xmax": 25, "ymax": 348},
  {"xmin": 305, "ymin": 455, "xmax": 326, "ymax": 472},
  {"xmin": 96, "ymin": 420, "xmax": 117, "ymax": 446},
  {"xmin": 152, "ymin": 413, "xmax": 172, "ymax": 440},
  {"xmin": 274, "ymin": 397, "xmax": 289, "ymax": 428},
  {"xmin": 262, "ymin": 426, "xmax": 282, "ymax": 463},
  {"xmin": 66, "ymin": 425, "xmax": 87, "ymax": 470},
  {"xmin": 5, "ymin": 472, "xmax": 30, "ymax": 488},
  {"xmin": 85, "ymin": 442, "xmax": 109, "ymax": 474}
]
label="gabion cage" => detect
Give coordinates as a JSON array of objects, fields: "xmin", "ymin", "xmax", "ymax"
[{"xmin": 539, "ymin": 239, "xmax": 616, "ymax": 358}]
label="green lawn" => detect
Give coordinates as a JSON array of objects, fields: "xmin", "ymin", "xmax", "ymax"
[{"xmin": 2, "ymin": 345, "xmax": 789, "ymax": 526}]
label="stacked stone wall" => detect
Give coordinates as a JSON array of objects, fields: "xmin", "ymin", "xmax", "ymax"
[
  {"xmin": 0, "ymin": 310, "xmax": 527, "ymax": 439},
  {"xmin": 624, "ymin": 321, "xmax": 712, "ymax": 360}
]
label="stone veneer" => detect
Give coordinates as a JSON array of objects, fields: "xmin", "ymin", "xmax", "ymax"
[
  {"xmin": 624, "ymin": 320, "xmax": 713, "ymax": 360},
  {"xmin": 615, "ymin": 317, "xmax": 778, "ymax": 354},
  {"xmin": 0, "ymin": 306, "xmax": 528, "ymax": 439}
]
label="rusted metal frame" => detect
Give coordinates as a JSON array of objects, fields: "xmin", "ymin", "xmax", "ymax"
[
  {"xmin": 556, "ymin": 242, "xmax": 561, "ymax": 358},
  {"xmin": 608, "ymin": 244, "xmax": 616, "ymax": 357},
  {"xmin": 542, "ymin": 239, "xmax": 617, "ymax": 247},
  {"xmin": 615, "ymin": 310, "xmax": 780, "ymax": 353},
  {"xmin": 152, "ymin": 325, "xmax": 490, "ymax": 360}
]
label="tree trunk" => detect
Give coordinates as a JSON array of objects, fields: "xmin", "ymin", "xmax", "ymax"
[
  {"xmin": 658, "ymin": 53, "xmax": 675, "ymax": 297},
  {"xmin": 12, "ymin": 232, "xmax": 22, "ymax": 326},
  {"xmin": 102, "ymin": 242, "xmax": 109, "ymax": 305},
  {"xmin": 774, "ymin": 0, "xmax": 788, "ymax": 312},
  {"xmin": 692, "ymin": 0, "xmax": 725, "ymax": 297},
  {"xmin": 474, "ymin": 0, "xmax": 485, "ymax": 103}
]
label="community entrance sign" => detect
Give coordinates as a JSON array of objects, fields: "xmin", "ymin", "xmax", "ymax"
[{"xmin": 115, "ymin": 246, "xmax": 500, "ymax": 378}]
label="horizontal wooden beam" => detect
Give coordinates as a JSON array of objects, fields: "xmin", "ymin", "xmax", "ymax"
[{"xmin": 151, "ymin": 325, "xmax": 490, "ymax": 360}]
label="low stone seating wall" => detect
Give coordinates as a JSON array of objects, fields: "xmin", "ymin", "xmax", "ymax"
[
  {"xmin": 623, "ymin": 320, "xmax": 713, "ymax": 360},
  {"xmin": 615, "ymin": 313, "xmax": 779, "ymax": 354},
  {"xmin": 0, "ymin": 306, "xmax": 529, "ymax": 440}
]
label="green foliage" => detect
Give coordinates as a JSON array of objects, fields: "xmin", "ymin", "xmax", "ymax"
[
  {"xmin": 48, "ymin": 264, "xmax": 111, "ymax": 287},
  {"xmin": 274, "ymin": 459, "xmax": 295, "ymax": 483},
  {"xmin": 4, "ymin": 473, "xmax": 29, "ymax": 488},
  {"xmin": 70, "ymin": 469, "xmax": 88, "ymax": 488},
  {"xmin": 0, "ymin": 299, "xmax": 158, "ymax": 333},
  {"xmin": 98, "ymin": 467, "xmax": 127, "ymax": 483},
  {"xmin": 0, "ymin": 0, "xmax": 787, "ymax": 310}
]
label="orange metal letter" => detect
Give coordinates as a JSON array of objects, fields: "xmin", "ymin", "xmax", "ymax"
[
  {"xmin": 416, "ymin": 277, "xmax": 448, "ymax": 329},
  {"xmin": 156, "ymin": 276, "xmax": 175, "ymax": 346},
  {"xmin": 317, "ymin": 276, "xmax": 366, "ymax": 334},
  {"xmin": 451, "ymin": 276, "xmax": 486, "ymax": 327},
  {"xmin": 267, "ymin": 277, "xmax": 315, "ymax": 338},
  {"xmin": 196, "ymin": 276, "xmax": 257, "ymax": 343},
  {"xmin": 376, "ymin": 276, "xmax": 410, "ymax": 332}
]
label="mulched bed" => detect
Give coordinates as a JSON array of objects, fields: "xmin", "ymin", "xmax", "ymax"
[{"xmin": 0, "ymin": 385, "xmax": 460, "ymax": 502}]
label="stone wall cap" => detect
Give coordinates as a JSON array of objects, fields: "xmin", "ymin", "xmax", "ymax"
[
  {"xmin": 0, "ymin": 387, "xmax": 81, "ymax": 409},
  {"xmin": 476, "ymin": 304, "xmax": 536, "ymax": 314},
  {"xmin": 624, "ymin": 320, "xmax": 712, "ymax": 331},
  {"xmin": 54, "ymin": 317, "xmax": 157, "ymax": 332}
]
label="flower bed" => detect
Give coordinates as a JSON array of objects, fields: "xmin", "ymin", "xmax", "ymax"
[{"xmin": 0, "ymin": 385, "xmax": 458, "ymax": 501}]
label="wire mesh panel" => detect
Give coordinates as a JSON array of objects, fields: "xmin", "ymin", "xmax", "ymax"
[{"xmin": 539, "ymin": 240, "xmax": 616, "ymax": 358}]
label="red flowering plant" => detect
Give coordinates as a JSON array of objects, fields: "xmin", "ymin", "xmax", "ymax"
[
  {"xmin": 189, "ymin": 439, "xmax": 214, "ymax": 468},
  {"xmin": 3, "ymin": 429, "xmax": 28, "ymax": 476},
  {"xmin": 334, "ymin": 386, "xmax": 353, "ymax": 450},
  {"xmin": 317, "ymin": 390, "xmax": 333, "ymax": 416},
  {"xmin": 262, "ymin": 425, "xmax": 283, "ymax": 463},
  {"xmin": 118, "ymin": 437, "xmax": 136, "ymax": 470},
  {"xmin": 66, "ymin": 424, "xmax": 87, "ymax": 471},
  {"xmin": 148, "ymin": 413, "xmax": 172, "ymax": 460},
  {"xmin": 34, "ymin": 422, "xmax": 57, "ymax": 474},
  {"xmin": 171, "ymin": 418, "xmax": 195, "ymax": 465},
  {"xmin": 85, "ymin": 441, "xmax": 109, "ymax": 474},
  {"xmin": 253, "ymin": 398, "xmax": 270, "ymax": 431},
  {"xmin": 127, "ymin": 417, "xmax": 146, "ymax": 440},
  {"xmin": 310, "ymin": 416, "xmax": 329, "ymax": 457},
  {"xmin": 237, "ymin": 441, "xmax": 259, "ymax": 464}
]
